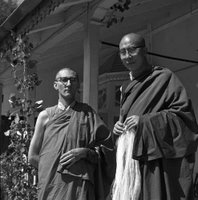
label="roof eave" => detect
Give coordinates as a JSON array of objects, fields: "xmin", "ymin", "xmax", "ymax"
[{"xmin": 0, "ymin": 0, "xmax": 42, "ymax": 43}]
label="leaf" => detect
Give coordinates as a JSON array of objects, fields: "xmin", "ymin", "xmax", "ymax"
[
  {"xmin": 14, "ymin": 114, "xmax": 20, "ymax": 124},
  {"xmin": 20, "ymin": 147, "xmax": 25, "ymax": 153},
  {"xmin": 9, "ymin": 93, "xmax": 17, "ymax": 102},
  {"xmin": 4, "ymin": 130, "xmax": 10, "ymax": 136}
]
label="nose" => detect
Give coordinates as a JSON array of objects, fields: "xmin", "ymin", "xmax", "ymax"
[
  {"xmin": 122, "ymin": 50, "xmax": 131, "ymax": 60},
  {"xmin": 64, "ymin": 79, "xmax": 71, "ymax": 86},
  {"xmin": 125, "ymin": 50, "xmax": 129, "ymax": 57},
  {"xmin": 67, "ymin": 79, "xmax": 71, "ymax": 85},
  {"xmin": 122, "ymin": 54, "xmax": 133, "ymax": 64}
]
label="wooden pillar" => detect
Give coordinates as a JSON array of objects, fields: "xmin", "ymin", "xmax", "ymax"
[{"xmin": 83, "ymin": 23, "xmax": 100, "ymax": 111}]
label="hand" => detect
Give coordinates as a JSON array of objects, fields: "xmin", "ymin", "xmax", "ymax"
[
  {"xmin": 113, "ymin": 121, "xmax": 125, "ymax": 135},
  {"xmin": 124, "ymin": 115, "xmax": 139, "ymax": 132},
  {"xmin": 59, "ymin": 148, "xmax": 89, "ymax": 169}
]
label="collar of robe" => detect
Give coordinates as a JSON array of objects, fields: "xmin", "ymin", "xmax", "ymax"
[{"xmin": 57, "ymin": 101, "xmax": 76, "ymax": 111}]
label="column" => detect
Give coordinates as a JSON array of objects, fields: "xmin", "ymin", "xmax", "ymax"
[{"xmin": 83, "ymin": 23, "xmax": 100, "ymax": 111}]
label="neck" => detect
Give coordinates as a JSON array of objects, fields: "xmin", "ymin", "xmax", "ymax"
[
  {"xmin": 59, "ymin": 96, "xmax": 75, "ymax": 108},
  {"xmin": 130, "ymin": 63, "xmax": 152, "ymax": 80}
]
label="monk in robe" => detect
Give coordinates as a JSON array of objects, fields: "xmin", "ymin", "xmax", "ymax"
[
  {"xmin": 113, "ymin": 32, "xmax": 198, "ymax": 200},
  {"xmin": 28, "ymin": 68, "xmax": 115, "ymax": 200}
]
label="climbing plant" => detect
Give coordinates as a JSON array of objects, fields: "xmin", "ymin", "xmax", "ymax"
[
  {"xmin": 0, "ymin": 32, "xmax": 42, "ymax": 200},
  {"xmin": 101, "ymin": 0, "xmax": 132, "ymax": 28}
]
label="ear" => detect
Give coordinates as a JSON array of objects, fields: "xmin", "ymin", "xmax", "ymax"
[{"xmin": 54, "ymin": 82, "xmax": 58, "ymax": 90}]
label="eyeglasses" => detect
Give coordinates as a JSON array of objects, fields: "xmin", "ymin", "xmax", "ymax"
[
  {"xmin": 55, "ymin": 77, "xmax": 77, "ymax": 84},
  {"xmin": 119, "ymin": 45, "xmax": 144, "ymax": 56}
]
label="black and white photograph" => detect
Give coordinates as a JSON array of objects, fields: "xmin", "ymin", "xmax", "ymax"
[{"xmin": 0, "ymin": 0, "xmax": 198, "ymax": 199}]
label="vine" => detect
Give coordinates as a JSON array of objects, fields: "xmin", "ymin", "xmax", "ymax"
[
  {"xmin": 0, "ymin": 32, "xmax": 42, "ymax": 200},
  {"xmin": 101, "ymin": 0, "xmax": 132, "ymax": 28}
]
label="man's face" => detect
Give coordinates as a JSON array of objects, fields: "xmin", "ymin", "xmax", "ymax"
[
  {"xmin": 119, "ymin": 36, "xmax": 145, "ymax": 71},
  {"xmin": 54, "ymin": 69, "xmax": 79, "ymax": 100}
]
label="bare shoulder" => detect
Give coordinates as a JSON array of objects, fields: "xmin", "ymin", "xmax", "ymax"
[
  {"xmin": 36, "ymin": 110, "xmax": 49, "ymax": 127},
  {"xmin": 38, "ymin": 110, "xmax": 48, "ymax": 119}
]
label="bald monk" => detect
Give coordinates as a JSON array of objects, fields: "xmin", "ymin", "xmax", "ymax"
[
  {"xmin": 28, "ymin": 68, "xmax": 115, "ymax": 200},
  {"xmin": 113, "ymin": 33, "xmax": 198, "ymax": 200}
]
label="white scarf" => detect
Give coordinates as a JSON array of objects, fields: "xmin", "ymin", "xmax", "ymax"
[{"xmin": 112, "ymin": 129, "xmax": 141, "ymax": 200}]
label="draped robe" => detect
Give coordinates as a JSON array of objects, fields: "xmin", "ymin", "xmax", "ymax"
[
  {"xmin": 38, "ymin": 102, "xmax": 115, "ymax": 200},
  {"xmin": 120, "ymin": 66, "xmax": 198, "ymax": 200}
]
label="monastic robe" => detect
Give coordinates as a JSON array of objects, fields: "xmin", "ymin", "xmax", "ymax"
[
  {"xmin": 37, "ymin": 102, "xmax": 115, "ymax": 200},
  {"xmin": 120, "ymin": 66, "xmax": 198, "ymax": 200}
]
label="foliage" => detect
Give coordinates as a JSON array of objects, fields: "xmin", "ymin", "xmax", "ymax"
[
  {"xmin": 101, "ymin": 0, "xmax": 132, "ymax": 28},
  {"xmin": 0, "ymin": 0, "xmax": 17, "ymax": 25},
  {"xmin": 0, "ymin": 32, "xmax": 42, "ymax": 200},
  {"xmin": 0, "ymin": 117, "xmax": 37, "ymax": 200}
]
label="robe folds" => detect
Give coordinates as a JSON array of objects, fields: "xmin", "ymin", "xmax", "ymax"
[
  {"xmin": 120, "ymin": 66, "xmax": 198, "ymax": 200},
  {"xmin": 37, "ymin": 102, "xmax": 115, "ymax": 200}
]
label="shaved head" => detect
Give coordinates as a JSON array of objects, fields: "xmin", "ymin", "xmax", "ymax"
[
  {"xmin": 119, "ymin": 33, "xmax": 145, "ymax": 48},
  {"xmin": 119, "ymin": 32, "xmax": 151, "ymax": 78},
  {"xmin": 55, "ymin": 68, "xmax": 79, "ymax": 83},
  {"xmin": 54, "ymin": 67, "xmax": 80, "ymax": 103}
]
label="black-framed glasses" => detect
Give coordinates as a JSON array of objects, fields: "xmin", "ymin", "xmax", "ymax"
[
  {"xmin": 119, "ymin": 45, "xmax": 144, "ymax": 56},
  {"xmin": 55, "ymin": 77, "xmax": 77, "ymax": 84}
]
